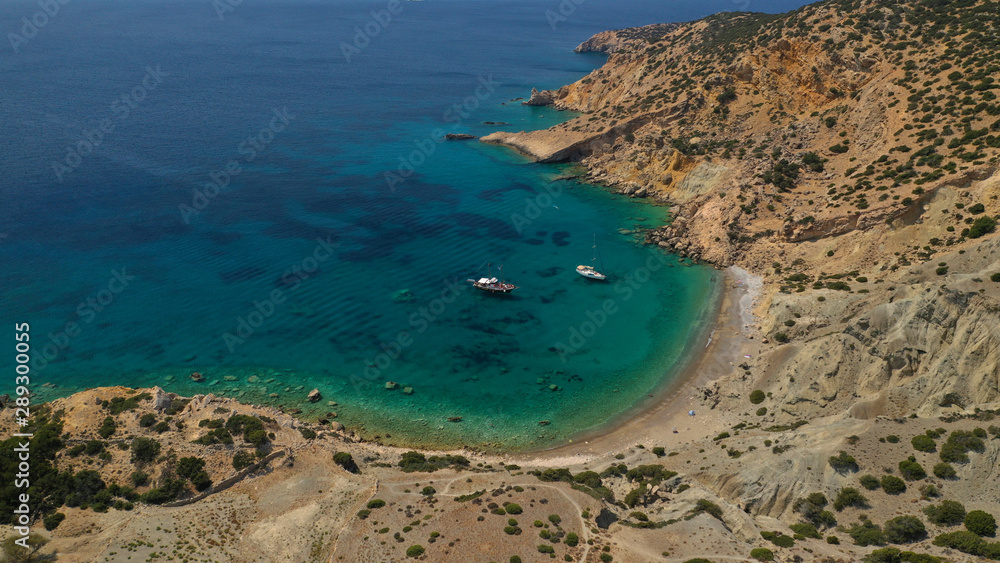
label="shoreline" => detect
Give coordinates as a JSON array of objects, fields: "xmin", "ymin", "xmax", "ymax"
[
  {"xmin": 517, "ymin": 265, "xmax": 761, "ymax": 467},
  {"xmin": 29, "ymin": 264, "xmax": 762, "ymax": 464}
]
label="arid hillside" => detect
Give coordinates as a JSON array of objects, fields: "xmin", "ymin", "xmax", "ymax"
[{"xmin": 486, "ymin": 0, "xmax": 1000, "ymax": 271}]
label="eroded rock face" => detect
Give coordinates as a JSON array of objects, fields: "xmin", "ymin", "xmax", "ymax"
[
  {"xmin": 152, "ymin": 386, "xmax": 172, "ymax": 413},
  {"xmin": 523, "ymin": 87, "xmax": 555, "ymax": 106}
]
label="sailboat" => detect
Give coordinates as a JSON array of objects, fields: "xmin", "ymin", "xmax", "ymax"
[
  {"xmin": 468, "ymin": 263, "xmax": 518, "ymax": 294},
  {"xmin": 576, "ymin": 234, "xmax": 607, "ymax": 280}
]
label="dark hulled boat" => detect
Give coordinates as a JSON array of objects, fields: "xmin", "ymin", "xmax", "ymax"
[{"xmin": 468, "ymin": 263, "xmax": 517, "ymax": 294}]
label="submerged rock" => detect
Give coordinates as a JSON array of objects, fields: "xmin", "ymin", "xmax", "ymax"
[
  {"xmin": 307, "ymin": 389, "xmax": 322, "ymax": 402},
  {"xmin": 190, "ymin": 372, "xmax": 204, "ymax": 382},
  {"xmin": 385, "ymin": 381, "xmax": 399, "ymax": 390},
  {"xmin": 390, "ymin": 289, "xmax": 414, "ymax": 302},
  {"xmin": 402, "ymin": 386, "xmax": 414, "ymax": 395}
]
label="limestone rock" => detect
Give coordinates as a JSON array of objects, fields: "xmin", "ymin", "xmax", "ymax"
[{"xmin": 151, "ymin": 387, "xmax": 172, "ymax": 413}]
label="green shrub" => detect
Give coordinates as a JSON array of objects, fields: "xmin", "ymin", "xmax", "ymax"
[
  {"xmin": 510, "ymin": 557, "xmax": 522, "ymax": 563},
  {"xmin": 750, "ymin": 547, "xmax": 775, "ymax": 561},
  {"xmin": 130, "ymin": 470, "xmax": 149, "ymax": 487},
  {"xmin": 406, "ymin": 544, "xmax": 425, "ymax": 558},
  {"xmin": 233, "ymin": 450, "xmax": 255, "ymax": 470},
  {"xmin": 965, "ymin": 510, "xmax": 998, "ymax": 537},
  {"xmin": 969, "ymin": 216, "xmax": 997, "ymax": 238},
  {"xmin": 652, "ymin": 447, "xmax": 665, "ymax": 457},
  {"xmin": 139, "ymin": 413, "xmax": 157, "ymax": 428},
  {"xmin": 881, "ymin": 475, "xmax": 907, "ymax": 495},
  {"xmin": 898, "ymin": 458, "xmax": 926, "ymax": 481},
  {"xmin": 356, "ymin": 509, "xmax": 371, "ymax": 519},
  {"xmin": 367, "ymin": 499, "xmax": 386, "ymax": 509},
  {"xmin": 600, "ymin": 554, "xmax": 613, "ymax": 563},
  {"xmin": 691, "ymin": 499, "xmax": 724, "ymax": 521},
  {"xmin": 827, "ymin": 535, "xmax": 840, "ymax": 544},
  {"xmin": 750, "ymin": 390, "xmax": 766, "ymax": 404},
  {"xmin": 333, "ymin": 452, "xmax": 359, "ymax": 473},
  {"xmin": 548, "ymin": 514, "xmax": 561, "ymax": 525},
  {"xmin": 794, "ymin": 494, "xmax": 837, "ymax": 529},
  {"xmin": 97, "ymin": 416, "xmax": 116, "ymax": 439},
  {"xmin": 421, "ymin": 486, "xmax": 436, "ymax": 496},
  {"xmin": 834, "ymin": 488, "xmax": 869, "ymax": 511},
  {"xmin": 924, "ymin": 500, "xmax": 966, "ymax": 526},
  {"xmin": 933, "ymin": 462, "xmax": 957, "ymax": 479},
  {"xmin": 504, "ymin": 503, "xmax": 523, "ymax": 515},
  {"xmin": 565, "ymin": 532, "xmax": 579, "ymax": 546},
  {"xmin": 190, "ymin": 471, "xmax": 212, "ymax": 492},
  {"xmin": 860, "ymin": 475, "xmax": 880, "ymax": 490},
  {"xmin": 42, "ymin": 512, "xmax": 66, "ymax": 531},
  {"xmin": 849, "ymin": 519, "xmax": 887, "ymax": 546},
  {"xmin": 790, "ymin": 522, "xmax": 822, "ymax": 539},
  {"xmin": 756, "ymin": 407, "xmax": 767, "ymax": 416},
  {"xmin": 884, "ymin": 515, "xmax": 927, "ymax": 544},
  {"xmin": 932, "ymin": 530, "xmax": 1000, "ymax": 558},
  {"xmin": 176, "ymin": 457, "xmax": 206, "ymax": 480},
  {"xmin": 130, "ymin": 437, "xmax": 161, "ymax": 464},
  {"xmin": 537, "ymin": 545, "xmax": 555, "ymax": 554},
  {"xmin": 911, "ymin": 435, "xmax": 936, "ymax": 453},
  {"xmin": 865, "ymin": 547, "xmax": 943, "ymax": 563},
  {"xmin": 829, "ymin": 451, "xmax": 859, "ymax": 473}
]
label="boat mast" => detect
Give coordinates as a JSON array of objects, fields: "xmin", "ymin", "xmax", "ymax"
[{"xmin": 499, "ymin": 264, "xmax": 504, "ymax": 285}]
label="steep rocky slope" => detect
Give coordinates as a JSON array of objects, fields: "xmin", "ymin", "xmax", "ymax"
[
  {"xmin": 484, "ymin": 0, "xmax": 1000, "ymax": 269},
  {"xmin": 485, "ymin": 0, "xmax": 1000, "ymax": 424}
]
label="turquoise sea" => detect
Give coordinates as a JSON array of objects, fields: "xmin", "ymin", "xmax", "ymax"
[{"xmin": 1, "ymin": 0, "xmax": 807, "ymax": 450}]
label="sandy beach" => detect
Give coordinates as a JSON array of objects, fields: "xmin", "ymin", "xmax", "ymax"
[{"xmin": 516, "ymin": 265, "xmax": 763, "ymax": 468}]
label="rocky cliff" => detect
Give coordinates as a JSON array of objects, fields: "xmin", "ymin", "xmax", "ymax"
[{"xmin": 483, "ymin": 0, "xmax": 1000, "ymax": 543}]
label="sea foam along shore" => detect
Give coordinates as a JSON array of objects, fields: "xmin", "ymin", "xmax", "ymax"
[{"xmin": 517, "ymin": 265, "xmax": 763, "ymax": 469}]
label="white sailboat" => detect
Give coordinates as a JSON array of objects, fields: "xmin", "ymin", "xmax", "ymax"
[{"xmin": 576, "ymin": 234, "xmax": 607, "ymax": 281}]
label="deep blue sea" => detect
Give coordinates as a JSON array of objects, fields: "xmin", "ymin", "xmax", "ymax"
[{"xmin": 1, "ymin": 0, "xmax": 810, "ymax": 449}]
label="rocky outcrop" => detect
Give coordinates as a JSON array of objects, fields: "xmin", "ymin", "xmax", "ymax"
[
  {"xmin": 152, "ymin": 386, "xmax": 172, "ymax": 413},
  {"xmin": 574, "ymin": 23, "xmax": 679, "ymax": 54},
  {"xmin": 523, "ymin": 87, "xmax": 555, "ymax": 106}
]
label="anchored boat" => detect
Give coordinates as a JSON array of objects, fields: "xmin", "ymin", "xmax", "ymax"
[
  {"xmin": 468, "ymin": 263, "xmax": 518, "ymax": 294},
  {"xmin": 576, "ymin": 233, "xmax": 607, "ymax": 281}
]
